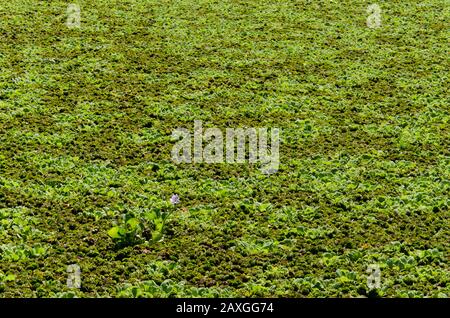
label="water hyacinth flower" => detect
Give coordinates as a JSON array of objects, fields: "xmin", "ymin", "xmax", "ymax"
[{"xmin": 170, "ymin": 194, "xmax": 180, "ymax": 205}]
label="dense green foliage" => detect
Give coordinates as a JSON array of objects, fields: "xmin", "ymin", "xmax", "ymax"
[{"xmin": 0, "ymin": 0, "xmax": 448, "ymax": 297}]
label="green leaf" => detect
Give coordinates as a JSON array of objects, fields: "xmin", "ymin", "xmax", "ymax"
[
  {"xmin": 152, "ymin": 231, "xmax": 163, "ymax": 242},
  {"xmin": 126, "ymin": 218, "xmax": 140, "ymax": 230},
  {"xmin": 5, "ymin": 274, "xmax": 15, "ymax": 282},
  {"xmin": 131, "ymin": 286, "xmax": 142, "ymax": 298},
  {"xmin": 154, "ymin": 219, "xmax": 164, "ymax": 231},
  {"xmin": 145, "ymin": 211, "xmax": 157, "ymax": 221},
  {"xmin": 108, "ymin": 226, "xmax": 121, "ymax": 239}
]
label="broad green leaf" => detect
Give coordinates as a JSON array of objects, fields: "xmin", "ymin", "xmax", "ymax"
[
  {"xmin": 126, "ymin": 218, "xmax": 140, "ymax": 230},
  {"xmin": 108, "ymin": 226, "xmax": 121, "ymax": 239}
]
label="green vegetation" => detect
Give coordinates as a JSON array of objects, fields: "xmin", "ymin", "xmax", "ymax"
[
  {"xmin": 0, "ymin": 0, "xmax": 448, "ymax": 297},
  {"xmin": 108, "ymin": 206, "xmax": 173, "ymax": 246}
]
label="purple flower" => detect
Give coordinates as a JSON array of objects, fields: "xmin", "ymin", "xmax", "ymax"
[{"xmin": 170, "ymin": 194, "xmax": 180, "ymax": 205}]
